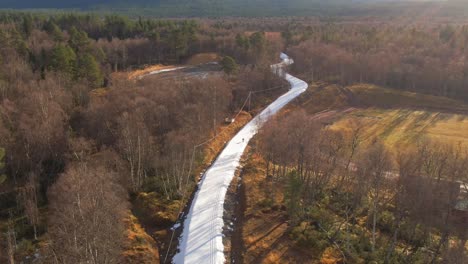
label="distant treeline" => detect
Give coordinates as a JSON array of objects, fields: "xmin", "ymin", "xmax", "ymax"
[
  {"xmin": 287, "ymin": 22, "xmax": 468, "ymax": 102},
  {"xmin": 1, "ymin": 0, "xmax": 467, "ymax": 18}
]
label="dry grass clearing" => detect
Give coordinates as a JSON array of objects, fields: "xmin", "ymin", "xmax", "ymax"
[
  {"xmin": 122, "ymin": 215, "xmax": 160, "ymax": 264},
  {"xmin": 291, "ymin": 83, "xmax": 468, "ymax": 150},
  {"xmin": 291, "ymin": 83, "xmax": 349, "ymax": 114},
  {"xmin": 128, "ymin": 64, "xmax": 181, "ymax": 80},
  {"xmin": 89, "ymin": 87, "xmax": 110, "ymax": 97},
  {"xmin": 111, "ymin": 52, "xmax": 220, "ymax": 81},
  {"xmin": 294, "ymin": 83, "xmax": 468, "ymax": 114},
  {"xmin": 347, "ymin": 84, "xmax": 468, "ymax": 112},
  {"xmin": 331, "ymin": 109, "xmax": 468, "ymax": 150}
]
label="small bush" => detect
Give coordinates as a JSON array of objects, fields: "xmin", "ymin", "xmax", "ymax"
[
  {"xmin": 290, "ymin": 223, "xmax": 327, "ymax": 252},
  {"xmin": 400, "ymin": 222, "xmax": 428, "ymax": 247},
  {"xmin": 243, "ymin": 162, "xmax": 258, "ymax": 174},
  {"xmin": 221, "ymin": 56, "xmax": 238, "ymax": 75},
  {"xmin": 307, "ymin": 207, "xmax": 334, "ymax": 230},
  {"xmin": 377, "ymin": 210, "xmax": 395, "ymax": 233},
  {"xmin": 257, "ymin": 198, "xmax": 274, "ymax": 208},
  {"xmin": 17, "ymin": 239, "xmax": 35, "ymax": 255}
]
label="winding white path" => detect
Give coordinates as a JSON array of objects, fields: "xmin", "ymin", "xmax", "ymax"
[{"xmin": 173, "ymin": 53, "xmax": 308, "ymax": 264}]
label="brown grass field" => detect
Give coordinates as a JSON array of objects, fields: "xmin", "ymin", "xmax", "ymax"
[
  {"xmin": 291, "ymin": 83, "xmax": 468, "ymax": 150},
  {"xmin": 331, "ymin": 109, "xmax": 468, "ymax": 151}
]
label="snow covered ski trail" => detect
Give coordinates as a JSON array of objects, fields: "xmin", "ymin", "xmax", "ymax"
[{"xmin": 174, "ymin": 53, "xmax": 308, "ymax": 264}]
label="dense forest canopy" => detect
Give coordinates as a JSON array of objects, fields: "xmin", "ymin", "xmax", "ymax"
[
  {"xmin": 0, "ymin": 5, "xmax": 466, "ymax": 263},
  {"xmin": 1, "ymin": 0, "xmax": 346, "ymax": 9},
  {"xmin": 0, "ymin": 10, "xmax": 287, "ymax": 263},
  {"xmin": 0, "ymin": 1, "xmax": 466, "ymax": 18},
  {"xmin": 1, "ymin": 0, "xmax": 359, "ymax": 9}
]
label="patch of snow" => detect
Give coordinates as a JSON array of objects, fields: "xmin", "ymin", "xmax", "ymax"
[
  {"xmin": 172, "ymin": 222, "xmax": 182, "ymax": 231},
  {"xmin": 138, "ymin": 66, "xmax": 187, "ymax": 79}
]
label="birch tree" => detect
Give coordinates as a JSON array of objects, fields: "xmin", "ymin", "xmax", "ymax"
[
  {"xmin": 358, "ymin": 140, "xmax": 392, "ymax": 252},
  {"xmin": 18, "ymin": 172, "xmax": 40, "ymax": 240},
  {"xmin": 47, "ymin": 162, "xmax": 128, "ymax": 264}
]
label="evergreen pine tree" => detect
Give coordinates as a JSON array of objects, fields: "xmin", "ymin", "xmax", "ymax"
[
  {"xmin": 221, "ymin": 56, "xmax": 238, "ymax": 75},
  {"xmin": 76, "ymin": 53, "xmax": 104, "ymax": 88},
  {"xmin": 49, "ymin": 44, "xmax": 76, "ymax": 76}
]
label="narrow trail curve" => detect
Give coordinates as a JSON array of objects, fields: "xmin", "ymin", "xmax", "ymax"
[{"xmin": 173, "ymin": 53, "xmax": 308, "ymax": 264}]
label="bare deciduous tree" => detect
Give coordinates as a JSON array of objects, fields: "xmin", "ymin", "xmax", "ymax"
[
  {"xmin": 117, "ymin": 112, "xmax": 154, "ymax": 192},
  {"xmin": 47, "ymin": 162, "xmax": 128, "ymax": 264},
  {"xmin": 5, "ymin": 227, "xmax": 16, "ymax": 264},
  {"xmin": 357, "ymin": 140, "xmax": 392, "ymax": 251},
  {"xmin": 18, "ymin": 172, "xmax": 40, "ymax": 240}
]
